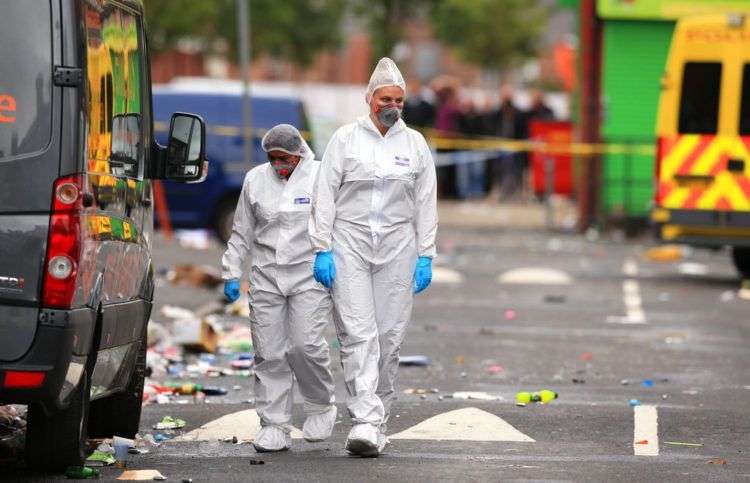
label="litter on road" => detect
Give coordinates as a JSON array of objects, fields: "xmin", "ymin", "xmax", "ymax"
[
  {"xmin": 664, "ymin": 441, "xmax": 704, "ymax": 447},
  {"xmin": 153, "ymin": 416, "xmax": 186, "ymax": 430},
  {"xmin": 399, "ymin": 355, "xmax": 431, "ymax": 366},
  {"xmin": 117, "ymin": 469, "xmax": 167, "ymax": 480}
]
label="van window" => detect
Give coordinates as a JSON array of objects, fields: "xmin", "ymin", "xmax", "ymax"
[
  {"xmin": 0, "ymin": 1, "xmax": 52, "ymax": 161},
  {"xmin": 678, "ymin": 62, "xmax": 721, "ymax": 134},
  {"xmin": 740, "ymin": 64, "xmax": 750, "ymax": 135},
  {"xmin": 85, "ymin": 3, "xmax": 144, "ymax": 178}
]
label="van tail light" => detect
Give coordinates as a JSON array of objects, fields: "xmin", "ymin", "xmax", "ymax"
[
  {"xmin": 42, "ymin": 175, "xmax": 84, "ymax": 309},
  {"xmin": 654, "ymin": 137, "xmax": 664, "ymax": 206},
  {"xmin": 3, "ymin": 370, "xmax": 46, "ymax": 389}
]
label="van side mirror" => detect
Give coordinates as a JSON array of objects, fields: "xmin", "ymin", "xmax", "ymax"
[{"xmin": 155, "ymin": 113, "xmax": 208, "ymax": 183}]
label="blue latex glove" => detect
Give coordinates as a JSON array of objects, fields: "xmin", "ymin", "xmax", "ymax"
[
  {"xmin": 224, "ymin": 279, "xmax": 241, "ymax": 302},
  {"xmin": 413, "ymin": 256, "xmax": 432, "ymax": 294},
  {"xmin": 313, "ymin": 251, "xmax": 336, "ymax": 288}
]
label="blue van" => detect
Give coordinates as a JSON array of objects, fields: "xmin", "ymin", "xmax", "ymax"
[{"xmin": 152, "ymin": 88, "xmax": 309, "ymax": 241}]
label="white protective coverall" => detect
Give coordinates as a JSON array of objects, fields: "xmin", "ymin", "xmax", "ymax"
[
  {"xmin": 309, "ymin": 115, "xmax": 438, "ymax": 433},
  {"xmin": 221, "ymin": 143, "xmax": 336, "ymax": 441}
]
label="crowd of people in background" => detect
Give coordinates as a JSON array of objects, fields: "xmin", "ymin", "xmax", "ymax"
[{"xmin": 402, "ymin": 78, "xmax": 556, "ymax": 202}]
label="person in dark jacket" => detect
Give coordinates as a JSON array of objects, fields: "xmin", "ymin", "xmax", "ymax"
[
  {"xmin": 485, "ymin": 85, "xmax": 525, "ymax": 201},
  {"xmin": 402, "ymin": 78, "xmax": 435, "ymax": 129}
]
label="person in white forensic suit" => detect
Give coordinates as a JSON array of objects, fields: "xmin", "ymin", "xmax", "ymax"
[
  {"xmin": 221, "ymin": 124, "xmax": 336, "ymax": 453},
  {"xmin": 309, "ymin": 58, "xmax": 438, "ymax": 457}
]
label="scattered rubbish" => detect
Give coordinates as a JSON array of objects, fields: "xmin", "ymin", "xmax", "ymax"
[
  {"xmin": 404, "ymin": 388, "xmax": 439, "ymax": 395},
  {"xmin": 579, "ymin": 352, "xmax": 593, "ymax": 362},
  {"xmin": 182, "ymin": 479, "xmax": 194, "ymax": 483},
  {"xmin": 678, "ymin": 262, "xmax": 708, "ymax": 276},
  {"xmin": 645, "ymin": 245, "xmax": 685, "ymax": 262},
  {"xmin": 504, "ymin": 309, "xmax": 516, "ymax": 320},
  {"xmin": 547, "ymin": 238, "xmax": 563, "ymax": 252},
  {"xmin": 249, "ymin": 459, "xmax": 265, "ymax": 465},
  {"xmin": 231, "ymin": 359, "xmax": 254, "ymax": 369},
  {"xmin": 153, "ymin": 416, "xmax": 186, "ymax": 430},
  {"xmin": 0, "ymin": 404, "xmax": 26, "ymax": 459},
  {"xmin": 682, "ymin": 389, "xmax": 700, "ymax": 395},
  {"xmin": 739, "ymin": 280, "xmax": 750, "ymax": 300},
  {"xmin": 153, "ymin": 434, "xmax": 172, "ymax": 443},
  {"xmin": 113, "ymin": 436, "xmax": 134, "ymax": 467},
  {"xmin": 172, "ymin": 316, "xmax": 222, "ymax": 354},
  {"xmin": 658, "ymin": 292, "xmax": 671, "ymax": 302},
  {"xmin": 85, "ymin": 450, "xmax": 116, "ymax": 466},
  {"xmin": 116, "ymin": 469, "xmax": 167, "ymax": 480},
  {"xmin": 665, "ymin": 441, "xmax": 703, "ymax": 447},
  {"xmin": 169, "ymin": 263, "xmax": 222, "ymax": 288},
  {"xmin": 629, "ymin": 399, "xmax": 642, "ymax": 407},
  {"xmin": 460, "ymin": 371, "xmax": 468, "ymax": 378},
  {"xmin": 544, "ymin": 294, "xmax": 566, "ymax": 304},
  {"xmin": 642, "ymin": 379, "xmax": 654, "ymax": 388},
  {"xmin": 225, "ymin": 297, "xmax": 251, "ymax": 317},
  {"xmin": 454, "ymin": 355, "xmax": 465, "ymax": 364},
  {"xmin": 515, "ymin": 390, "xmax": 557, "ymax": 406},
  {"xmin": 720, "ymin": 290, "xmax": 735, "ymax": 303},
  {"xmin": 451, "ymin": 391, "xmax": 502, "ymax": 401},
  {"xmin": 572, "ymin": 378, "xmax": 585, "ymax": 384},
  {"xmin": 160, "ymin": 305, "xmax": 196, "ymax": 320},
  {"xmin": 233, "ymin": 385, "xmax": 242, "ymax": 391},
  {"xmin": 399, "ymin": 355, "xmax": 430, "ymax": 367},
  {"xmin": 175, "ymin": 229, "xmax": 212, "ymax": 250},
  {"xmin": 128, "ymin": 448, "xmax": 149, "ymax": 455},
  {"xmin": 665, "ymin": 336, "xmax": 685, "ymax": 344},
  {"xmin": 707, "ymin": 458, "xmax": 727, "ymax": 465},
  {"xmin": 65, "ymin": 466, "xmax": 100, "ymax": 479},
  {"xmin": 634, "ymin": 439, "xmax": 649, "ymax": 445},
  {"xmin": 478, "ymin": 327, "xmax": 495, "ymax": 335},
  {"xmin": 486, "ymin": 364, "xmax": 504, "ymax": 375},
  {"xmin": 167, "ymin": 382, "xmax": 228, "ymax": 396}
]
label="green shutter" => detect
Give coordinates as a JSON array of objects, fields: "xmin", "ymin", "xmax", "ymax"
[{"xmin": 601, "ymin": 20, "xmax": 674, "ymax": 217}]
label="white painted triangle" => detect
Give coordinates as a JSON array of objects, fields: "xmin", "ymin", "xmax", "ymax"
[
  {"xmin": 497, "ymin": 267, "xmax": 572, "ymax": 285},
  {"xmin": 389, "ymin": 407, "xmax": 534, "ymax": 442},
  {"xmin": 432, "ymin": 267, "xmax": 464, "ymax": 284},
  {"xmin": 172, "ymin": 409, "xmax": 304, "ymax": 442}
]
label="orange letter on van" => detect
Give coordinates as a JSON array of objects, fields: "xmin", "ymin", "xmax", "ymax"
[{"xmin": 0, "ymin": 95, "xmax": 17, "ymax": 123}]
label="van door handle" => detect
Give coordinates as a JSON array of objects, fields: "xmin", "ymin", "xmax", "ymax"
[{"xmin": 728, "ymin": 159, "xmax": 745, "ymax": 173}]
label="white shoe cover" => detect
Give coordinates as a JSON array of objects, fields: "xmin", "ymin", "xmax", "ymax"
[
  {"xmin": 303, "ymin": 405, "xmax": 337, "ymax": 442},
  {"xmin": 252, "ymin": 425, "xmax": 291, "ymax": 452},
  {"xmin": 345, "ymin": 424, "xmax": 380, "ymax": 457}
]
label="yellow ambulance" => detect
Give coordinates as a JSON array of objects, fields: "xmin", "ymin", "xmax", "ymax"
[{"xmin": 653, "ymin": 13, "xmax": 750, "ymax": 278}]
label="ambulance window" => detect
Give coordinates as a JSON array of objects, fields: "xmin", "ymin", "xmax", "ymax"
[
  {"xmin": 679, "ymin": 62, "xmax": 721, "ymax": 134},
  {"xmin": 740, "ymin": 64, "xmax": 750, "ymax": 135},
  {"xmin": 0, "ymin": 1, "xmax": 52, "ymax": 161}
]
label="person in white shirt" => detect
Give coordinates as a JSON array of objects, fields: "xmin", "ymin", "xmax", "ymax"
[
  {"xmin": 222, "ymin": 124, "xmax": 336, "ymax": 453},
  {"xmin": 309, "ymin": 58, "xmax": 438, "ymax": 457}
]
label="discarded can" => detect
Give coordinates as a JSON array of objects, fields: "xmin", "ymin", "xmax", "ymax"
[
  {"xmin": 629, "ymin": 399, "xmax": 642, "ymax": 407},
  {"xmin": 515, "ymin": 390, "xmax": 558, "ymax": 406},
  {"xmin": 65, "ymin": 466, "xmax": 100, "ymax": 479},
  {"xmin": 399, "ymin": 355, "xmax": 430, "ymax": 367}
]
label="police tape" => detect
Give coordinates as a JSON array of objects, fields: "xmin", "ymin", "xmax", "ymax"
[{"xmin": 155, "ymin": 121, "xmax": 655, "ymax": 158}]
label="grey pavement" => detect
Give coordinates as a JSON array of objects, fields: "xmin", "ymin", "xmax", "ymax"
[{"xmin": 5, "ymin": 201, "xmax": 750, "ymax": 481}]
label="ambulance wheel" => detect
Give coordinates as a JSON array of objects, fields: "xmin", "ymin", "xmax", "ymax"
[
  {"xmin": 214, "ymin": 195, "xmax": 239, "ymax": 244},
  {"xmin": 731, "ymin": 246, "xmax": 750, "ymax": 279}
]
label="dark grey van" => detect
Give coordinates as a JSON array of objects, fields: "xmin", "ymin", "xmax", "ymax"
[{"xmin": 0, "ymin": 0, "xmax": 207, "ymax": 470}]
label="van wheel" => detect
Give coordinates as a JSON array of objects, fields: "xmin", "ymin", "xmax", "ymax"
[
  {"xmin": 88, "ymin": 328, "xmax": 147, "ymax": 439},
  {"xmin": 214, "ymin": 196, "xmax": 238, "ymax": 244},
  {"xmin": 25, "ymin": 360, "xmax": 91, "ymax": 471},
  {"xmin": 732, "ymin": 246, "xmax": 750, "ymax": 279}
]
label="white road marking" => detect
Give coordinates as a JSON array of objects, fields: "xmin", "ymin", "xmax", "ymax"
[
  {"xmin": 623, "ymin": 258, "xmax": 639, "ymax": 277},
  {"xmin": 390, "ymin": 407, "xmax": 535, "ymax": 442},
  {"xmin": 432, "ymin": 266, "xmax": 465, "ymax": 284},
  {"xmin": 497, "ymin": 268, "xmax": 572, "ymax": 285},
  {"xmin": 633, "ymin": 405, "xmax": 659, "ymax": 456},
  {"xmin": 607, "ymin": 259, "xmax": 646, "ymax": 324},
  {"xmin": 172, "ymin": 409, "xmax": 304, "ymax": 442}
]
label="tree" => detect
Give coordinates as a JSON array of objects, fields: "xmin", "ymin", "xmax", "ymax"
[
  {"xmin": 351, "ymin": 0, "xmax": 436, "ymax": 62},
  {"xmin": 144, "ymin": 0, "xmax": 345, "ymax": 68},
  {"xmin": 429, "ymin": 0, "xmax": 547, "ymax": 71}
]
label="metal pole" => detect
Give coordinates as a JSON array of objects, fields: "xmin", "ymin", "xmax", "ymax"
[{"xmin": 237, "ymin": 0, "xmax": 252, "ymax": 164}]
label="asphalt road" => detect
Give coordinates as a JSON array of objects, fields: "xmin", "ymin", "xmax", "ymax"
[{"xmin": 7, "ymin": 215, "xmax": 750, "ymax": 481}]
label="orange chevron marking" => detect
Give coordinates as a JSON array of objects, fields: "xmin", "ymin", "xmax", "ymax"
[
  {"xmin": 683, "ymin": 187, "xmax": 705, "ymax": 209},
  {"xmin": 677, "ymin": 136, "xmax": 713, "ymax": 175},
  {"xmin": 709, "ymin": 152, "xmax": 730, "ymax": 176},
  {"xmin": 716, "ymin": 196, "xmax": 733, "ymax": 211}
]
